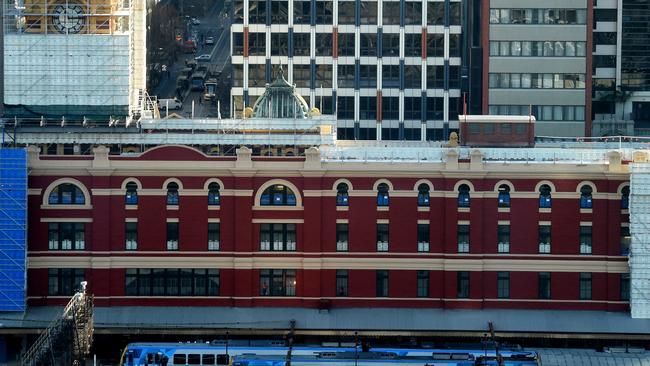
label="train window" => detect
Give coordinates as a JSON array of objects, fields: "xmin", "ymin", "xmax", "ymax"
[
  {"xmin": 450, "ymin": 353, "xmax": 471, "ymax": 360},
  {"xmin": 188, "ymin": 354, "xmax": 201, "ymax": 365},
  {"xmin": 216, "ymin": 354, "xmax": 230, "ymax": 365},
  {"xmin": 173, "ymin": 354, "xmax": 186, "ymax": 365},
  {"xmin": 317, "ymin": 352, "xmax": 337, "ymax": 358},
  {"xmin": 432, "ymin": 353, "xmax": 451, "ymax": 360},
  {"xmin": 202, "ymin": 354, "xmax": 216, "ymax": 365}
]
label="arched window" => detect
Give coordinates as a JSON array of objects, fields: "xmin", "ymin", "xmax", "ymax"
[
  {"xmin": 336, "ymin": 183, "xmax": 349, "ymax": 206},
  {"xmin": 457, "ymin": 184, "xmax": 470, "ymax": 208},
  {"xmin": 621, "ymin": 186, "xmax": 630, "ymax": 210},
  {"xmin": 377, "ymin": 183, "xmax": 390, "ymax": 206},
  {"xmin": 208, "ymin": 182, "xmax": 221, "ymax": 206},
  {"xmin": 166, "ymin": 182, "xmax": 179, "ymax": 205},
  {"xmin": 498, "ymin": 184, "xmax": 510, "ymax": 208},
  {"xmin": 125, "ymin": 182, "xmax": 138, "ymax": 205},
  {"xmin": 48, "ymin": 183, "xmax": 85, "ymax": 205},
  {"xmin": 539, "ymin": 184, "xmax": 552, "ymax": 208},
  {"xmin": 261, "ymin": 184, "xmax": 297, "ymax": 206},
  {"xmin": 417, "ymin": 183, "xmax": 430, "ymax": 207},
  {"xmin": 580, "ymin": 185, "xmax": 593, "ymax": 209}
]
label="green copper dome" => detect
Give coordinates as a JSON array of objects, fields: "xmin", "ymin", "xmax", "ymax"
[{"xmin": 251, "ymin": 67, "xmax": 310, "ymax": 119}]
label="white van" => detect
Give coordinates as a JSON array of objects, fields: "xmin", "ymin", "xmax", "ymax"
[{"xmin": 157, "ymin": 98, "xmax": 182, "ymax": 110}]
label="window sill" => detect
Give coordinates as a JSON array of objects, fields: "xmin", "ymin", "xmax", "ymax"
[
  {"xmin": 167, "ymin": 205, "xmax": 179, "ymax": 210},
  {"xmin": 208, "ymin": 205, "xmax": 221, "ymax": 210},
  {"xmin": 377, "ymin": 206, "xmax": 389, "ymax": 212},
  {"xmin": 336, "ymin": 206, "xmax": 349, "ymax": 211},
  {"xmin": 41, "ymin": 204, "xmax": 93, "ymax": 210},
  {"xmin": 580, "ymin": 208, "xmax": 593, "ymax": 214},
  {"xmin": 125, "ymin": 205, "xmax": 138, "ymax": 210},
  {"xmin": 457, "ymin": 207, "xmax": 470, "ymax": 213},
  {"xmin": 417, "ymin": 206, "xmax": 430, "ymax": 212},
  {"xmin": 538, "ymin": 208, "xmax": 551, "ymax": 213},
  {"xmin": 253, "ymin": 206, "xmax": 304, "ymax": 211},
  {"xmin": 498, "ymin": 207, "xmax": 510, "ymax": 213}
]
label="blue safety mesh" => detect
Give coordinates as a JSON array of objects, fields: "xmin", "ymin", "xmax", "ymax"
[{"xmin": 0, "ymin": 148, "xmax": 27, "ymax": 312}]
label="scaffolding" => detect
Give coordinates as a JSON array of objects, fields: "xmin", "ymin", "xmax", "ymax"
[
  {"xmin": 22, "ymin": 282, "xmax": 94, "ymax": 366},
  {"xmin": 2, "ymin": 0, "xmax": 144, "ymax": 118},
  {"xmin": 629, "ymin": 162, "xmax": 650, "ymax": 318},
  {"xmin": 0, "ymin": 148, "xmax": 27, "ymax": 312}
]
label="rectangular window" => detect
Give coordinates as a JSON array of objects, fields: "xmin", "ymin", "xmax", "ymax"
[
  {"xmin": 497, "ymin": 272, "xmax": 510, "ymax": 298},
  {"xmin": 125, "ymin": 222, "xmax": 138, "ymax": 250},
  {"xmin": 538, "ymin": 272, "xmax": 551, "ymax": 299},
  {"xmin": 260, "ymin": 269, "xmax": 296, "ymax": 296},
  {"xmin": 620, "ymin": 226, "xmax": 631, "ymax": 255},
  {"xmin": 48, "ymin": 268, "xmax": 84, "ymax": 296},
  {"xmin": 376, "ymin": 224, "xmax": 389, "ymax": 251},
  {"xmin": 48, "ymin": 223, "xmax": 85, "ymax": 250},
  {"xmin": 579, "ymin": 272, "xmax": 592, "ymax": 300},
  {"xmin": 538, "ymin": 225, "xmax": 551, "ymax": 253},
  {"xmin": 338, "ymin": 32, "xmax": 355, "ymax": 56},
  {"xmin": 336, "ymin": 269, "xmax": 348, "ymax": 296},
  {"xmin": 208, "ymin": 223, "xmax": 220, "ymax": 251},
  {"xmin": 579, "ymin": 226, "xmax": 592, "ymax": 254},
  {"xmin": 167, "ymin": 222, "xmax": 179, "ymax": 250},
  {"xmin": 417, "ymin": 224, "xmax": 430, "ymax": 252},
  {"xmin": 260, "ymin": 223, "xmax": 297, "ymax": 251},
  {"xmin": 497, "ymin": 225, "xmax": 510, "ymax": 253},
  {"xmin": 336, "ymin": 223, "xmax": 349, "ymax": 251},
  {"xmin": 457, "ymin": 225, "xmax": 470, "ymax": 253},
  {"xmin": 376, "ymin": 270, "xmax": 388, "ymax": 297},
  {"xmin": 417, "ymin": 271, "xmax": 429, "ymax": 297},
  {"xmin": 457, "ymin": 271, "xmax": 470, "ymax": 298},
  {"xmin": 125, "ymin": 268, "xmax": 219, "ymax": 296},
  {"xmin": 621, "ymin": 273, "xmax": 630, "ymax": 301}
]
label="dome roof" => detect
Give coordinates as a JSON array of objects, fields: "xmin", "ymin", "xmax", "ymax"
[{"xmin": 251, "ymin": 67, "xmax": 310, "ymax": 119}]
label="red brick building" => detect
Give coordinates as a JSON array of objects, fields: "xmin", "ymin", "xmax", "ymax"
[{"xmin": 24, "ymin": 144, "xmax": 634, "ymax": 319}]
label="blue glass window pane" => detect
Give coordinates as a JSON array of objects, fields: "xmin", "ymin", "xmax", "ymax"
[
  {"xmin": 286, "ymin": 194, "xmax": 296, "ymax": 205},
  {"xmin": 337, "ymin": 194, "xmax": 349, "ymax": 206},
  {"xmin": 261, "ymin": 194, "xmax": 271, "ymax": 205}
]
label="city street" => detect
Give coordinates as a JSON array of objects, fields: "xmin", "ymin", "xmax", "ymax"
[{"xmin": 153, "ymin": 0, "xmax": 231, "ymax": 118}]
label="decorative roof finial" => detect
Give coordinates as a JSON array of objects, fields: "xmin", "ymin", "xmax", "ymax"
[{"xmin": 277, "ymin": 65, "xmax": 285, "ymax": 81}]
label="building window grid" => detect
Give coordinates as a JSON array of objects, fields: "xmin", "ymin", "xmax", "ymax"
[
  {"xmin": 377, "ymin": 224, "xmax": 389, "ymax": 252},
  {"xmin": 125, "ymin": 182, "xmax": 138, "ymax": 205},
  {"xmin": 48, "ymin": 183, "xmax": 86, "ymax": 205},
  {"xmin": 260, "ymin": 269, "xmax": 296, "ymax": 296},
  {"xmin": 208, "ymin": 223, "xmax": 220, "ymax": 251},
  {"xmin": 125, "ymin": 268, "xmax": 219, "ymax": 296},
  {"xmin": 417, "ymin": 271, "xmax": 429, "ymax": 298},
  {"xmin": 579, "ymin": 226, "xmax": 592, "ymax": 254},
  {"xmin": 48, "ymin": 268, "xmax": 84, "ymax": 296},
  {"xmin": 580, "ymin": 185, "xmax": 593, "ymax": 208},
  {"xmin": 48, "ymin": 223, "xmax": 85, "ymax": 250},
  {"xmin": 336, "ymin": 183, "xmax": 349, "ymax": 206},
  {"xmin": 489, "ymin": 8, "xmax": 587, "ymax": 25},
  {"xmin": 336, "ymin": 269, "xmax": 348, "ymax": 297},
  {"xmin": 498, "ymin": 185, "xmax": 510, "ymax": 208},
  {"xmin": 417, "ymin": 184, "xmax": 430, "ymax": 207},
  {"xmin": 260, "ymin": 223, "xmax": 297, "ymax": 251},
  {"xmin": 489, "ymin": 73, "xmax": 586, "ymax": 89},
  {"xmin": 336, "ymin": 223, "xmax": 349, "ymax": 251},
  {"xmin": 167, "ymin": 222, "xmax": 179, "ymax": 250},
  {"xmin": 457, "ymin": 271, "xmax": 470, "ymax": 298},
  {"xmin": 261, "ymin": 184, "xmax": 297, "ymax": 206},
  {"xmin": 579, "ymin": 272, "xmax": 592, "ymax": 300},
  {"xmin": 497, "ymin": 225, "xmax": 510, "ymax": 253},
  {"xmin": 417, "ymin": 224, "xmax": 430, "ymax": 252},
  {"xmin": 376, "ymin": 270, "xmax": 389, "ymax": 297},
  {"xmin": 538, "ymin": 272, "xmax": 551, "ymax": 299},
  {"xmin": 125, "ymin": 222, "xmax": 137, "ymax": 250},
  {"xmin": 538, "ymin": 225, "xmax": 551, "ymax": 253},
  {"xmin": 377, "ymin": 183, "xmax": 390, "ymax": 206},
  {"xmin": 166, "ymin": 182, "xmax": 179, "ymax": 205},
  {"xmin": 539, "ymin": 185, "xmax": 552, "ymax": 208},
  {"xmin": 489, "ymin": 41, "xmax": 586, "ymax": 57},
  {"xmin": 457, "ymin": 225, "xmax": 470, "ymax": 253},
  {"xmin": 497, "ymin": 272, "xmax": 510, "ymax": 299},
  {"xmin": 458, "ymin": 184, "xmax": 470, "ymax": 208},
  {"xmin": 208, "ymin": 183, "xmax": 221, "ymax": 206}
]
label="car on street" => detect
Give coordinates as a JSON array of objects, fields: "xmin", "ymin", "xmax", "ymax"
[
  {"xmin": 195, "ymin": 54, "xmax": 211, "ymax": 62},
  {"xmin": 205, "ymin": 37, "xmax": 214, "ymax": 45},
  {"xmin": 191, "ymin": 17, "xmax": 200, "ymax": 25}
]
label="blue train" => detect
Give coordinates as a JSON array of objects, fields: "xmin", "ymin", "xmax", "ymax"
[{"xmin": 120, "ymin": 343, "xmax": 540, "ymax": 366}]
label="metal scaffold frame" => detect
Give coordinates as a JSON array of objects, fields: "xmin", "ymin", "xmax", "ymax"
[
  {"xmin": 0, "ymin": 148, "xmax": 27, "ymax": 312},
  {"xmin": 629, "ymin": 162, "xmax": 650, "ymax": 318}
]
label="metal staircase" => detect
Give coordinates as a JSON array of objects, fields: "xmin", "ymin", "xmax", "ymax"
[{"xmin": 22, "ymin": 282, "xmax": 94, "ymax": 366}]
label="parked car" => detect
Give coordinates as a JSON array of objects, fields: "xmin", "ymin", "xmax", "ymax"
[
  {"xmin": 195, "ymin": 54, "xmax": 211, "ymax": 62},
  {"xmin": 205, "ymin": 37, "xmax": 214, "ymax": 45},
  {"xmin": 157, "ymin": 98, "xmax": 182, "ymax": 110}
]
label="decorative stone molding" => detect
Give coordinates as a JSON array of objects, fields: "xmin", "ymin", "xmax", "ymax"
[
  {"xmin": 304, "ymin": 147, "xmax": 321, "ymax": 170},
  {"xmin": 236, "ymin": 146, "xmax": 253, "ymax": 169},
  {"xmin": 92, "ymin": 146, "xmax": 110, "ymax": 169},
  {"xmin": 445, "ymin": 149, "xmax": 459, "ymax": 170}
]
